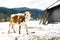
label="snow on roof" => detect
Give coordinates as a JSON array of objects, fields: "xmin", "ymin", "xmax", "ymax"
[{"xmin": 48, "ymin": 1, "xmax": 60, "ymax": 9}]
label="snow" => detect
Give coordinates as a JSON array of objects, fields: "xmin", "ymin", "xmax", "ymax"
[
  {"xmin": 48, "ymin": 1, "xmax": 60, "ymax": 9},
  {"xmin": 0, "ymin": 20, "xmax": 60, "ymax": 40}
]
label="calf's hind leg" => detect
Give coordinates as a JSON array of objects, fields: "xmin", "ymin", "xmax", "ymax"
[
  {"xmin": 8, "ymin": 23, "xmax": 16, "ymax": 33},
  {"xmin": 8, "ymin": 23, "xmax": 11, "ymax": 33},
  {"xmin": 12, "ymin": 24, "xmax": 16, "ymax": 33}
]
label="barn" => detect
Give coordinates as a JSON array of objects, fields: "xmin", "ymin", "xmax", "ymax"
[{"xmin": 46, "ymin": 3, "xmax": 60, "ymax": 23}]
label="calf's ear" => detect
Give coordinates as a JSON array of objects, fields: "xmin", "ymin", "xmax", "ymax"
[
  {"xmin": 24, "ymin": 13, "xmax": 26, "ymax": 16},
  {"xmin": 30, "ymin": 12, "xmax": 32, "ymax": 15}
]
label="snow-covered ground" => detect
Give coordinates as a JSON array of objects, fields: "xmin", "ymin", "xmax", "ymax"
[{"xmin": 0, "ymin": 21, "xmax": 60, "ymax": 40}]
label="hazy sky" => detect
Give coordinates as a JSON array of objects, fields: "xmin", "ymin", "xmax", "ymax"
[{"xmin": 0, "ymin": 0, "xmax": 59, "ymax": 10}]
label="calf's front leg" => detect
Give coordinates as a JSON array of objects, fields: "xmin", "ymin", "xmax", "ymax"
[
  {"xmin": 25, "ymin": 24, "xmax": 28, "ymax": 34},
  {"xmin": 19, "ymin": 26, "xmax": 21, "ymax": 34}
]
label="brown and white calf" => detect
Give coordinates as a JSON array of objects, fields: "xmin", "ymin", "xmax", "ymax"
[{"xmin": 8, "ymin": 11, "xmax": 32, "ymax": 34}]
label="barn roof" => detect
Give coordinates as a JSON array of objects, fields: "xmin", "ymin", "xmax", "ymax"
[
  {"xmin": 47, "ymin": 4, "xmax": 60, "ymax": 11},
  {"xmin": 47, "ymin": 1, "xmax": 60, "ymax": 10}
]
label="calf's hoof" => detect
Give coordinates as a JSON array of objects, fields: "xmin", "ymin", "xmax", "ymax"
[
  {"xmin": 8, "ymin": 31, "xmax": 10, "ymax": 34},
  {"xmin": 27, "ymin": 33, "xmax": 29, "ymax": 34},
  {"xmin": 14, "ymin": 31, "xmax": 16, "ymax": 33}
]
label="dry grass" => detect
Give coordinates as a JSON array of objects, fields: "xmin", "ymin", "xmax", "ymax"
[{"xmin": 48, "ymin": 37, "xmax": 60, "ymax": 40}]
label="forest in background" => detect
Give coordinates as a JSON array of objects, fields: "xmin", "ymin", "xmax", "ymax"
[{"xmin": 0, "ymin": 7, "xmax": 44, "ymax": 22}]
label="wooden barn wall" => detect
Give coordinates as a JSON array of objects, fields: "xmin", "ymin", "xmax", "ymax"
[{"xmin": 48, "ymin": 6, "xmax": 60, "ymax": 22}]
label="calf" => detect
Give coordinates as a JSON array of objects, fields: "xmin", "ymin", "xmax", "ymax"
[{"xmin": 8, "ymin": 11, "xmax": 31, "ymax": 34}]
